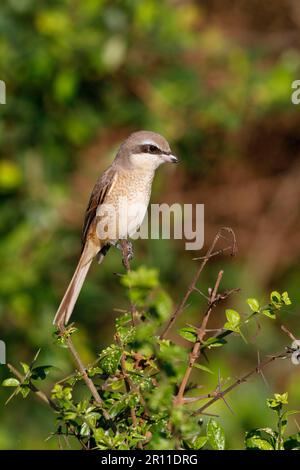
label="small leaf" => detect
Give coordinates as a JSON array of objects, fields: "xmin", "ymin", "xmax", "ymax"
[
  {"xmin": 20, "ymin": 362, "xmax": 30, "ymax": 374},
  {"xmin": 80, "ymin": 422, "xmax": 91, "ymax": 438},
  {"xmin": 225, "ymin": 309, "xmax": 240, "ymax": 328},
  {"xmin": 193, "ymin": 363, "xmax": 214, "ymax": 374},
  {"xmin": 192, "ymin": 435, "xmax": 208, "ymax": 450},
  {"xmin": 267, "ymin": 392, "xmax": 288, "ymax": 410},
  {"xmin": 116, "ymin": 325, "xmax": 135, "ymax": 345},
  {"xmin": 2, "ymin": 378, "xmax": 20, "ymax": 387},
  {"xmin": 281, "ymin": 291, "xmax": 291, "ymax": 306},
  {"xmin": 270, "ymin": 291, "xmax": 281, "ymax": 307},
  {"xmin": 31, "ymin": 365, "xmax": 53, "ymax": 380},
  {"xmin": 207, "ymin": 418, "xmax": 225, "ymax": 450},
  {"xmin": 247, "ymin": 298, "xmax": 260, "ymax": 312},
  {"xmin": 224, "ymin": 321, "xmax": 239, "ymax": 333},
  {"xmin": 245, "ymin": 429, "xmax": 275, "ymax": 450},
  {"xmin": 202, "ymin": 337, "xmax": 227, "ymax": 349},
  {"xmin": 262, "ymin": 308, "xmax": 276, "ymax": 319},
  {"xmin": 20, "ymin": 386, "xmax": 30, "ymax": 398},
  {"xmin": 246, "ymin": 436, "xmax": 274, "ymax": 450},
  {"xmin": 121, "ymin": 266, "xmax": 159, "ymax": 289},
  {"xmin": 284, "ymin": 432, "xmax": 300, "ymax": 450},
  {"xmin": 178, "ymin": 327, "xmax": 197, "ymax": 343},
  {"xmin": 99, "ymin": 346, "xmax": 122, "ymax": 375}
]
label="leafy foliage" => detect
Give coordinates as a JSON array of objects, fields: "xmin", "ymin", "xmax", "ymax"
[
  {"xmin": 245, "ymin": 393, "xmax": 300, "ymax": 450},
  {"xmin": 2, "ymin": 265, "xmax": 298, "ymax": 450}
]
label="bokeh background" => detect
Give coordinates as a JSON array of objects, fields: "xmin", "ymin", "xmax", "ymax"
[{"xmin": 1, "ymin": 0, "xmax": 300, "ymax": 449}]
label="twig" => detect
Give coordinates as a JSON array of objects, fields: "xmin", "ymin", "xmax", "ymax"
[
  {"xmin": 58, "ymin": 327, "xmax": 111, "ymax": 422},
  {"xmin": 115, "ymin": 333, "xmax": 143, "ymax": 449},
  {"xmin": 55, "ymin": 357, "xmax": 102, "ymax": 385},
  {"xmin": 174, "ymin": 270, "xmax": 224, "ymax": 405},
  {"xmin": 116, "ymin": 334, "xmax": 139, "ymax": 427},
  {"xmin": 193, "ymin": 351, "xmax": 290, "ymax": 416},
  {"xmin": 192, "ymin": 246, "xmax": 233, "ymax": 261},
  {"xmin": 281, "ymin": 324, "xmax": 297, "ymax": 342},
  {"xmin": 6, "ymin": 363, "xmax": 59, "ymax": 411},
  {"xmin": 160, "ymin": 227, "xmax": 237, "ymax": 340},
  {"xmin": 120, "ymin": 240, "xmax": 138, "ymax": 326}
]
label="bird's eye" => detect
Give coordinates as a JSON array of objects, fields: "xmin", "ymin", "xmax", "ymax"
[{"xmin": 149, "ymin": 145, "xmax": 158, "ymax": 153}]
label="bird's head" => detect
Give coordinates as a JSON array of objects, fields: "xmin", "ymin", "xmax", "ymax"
[{"xmin": 116, "ymin": 130, "xmax": 179, "ymax": 171}]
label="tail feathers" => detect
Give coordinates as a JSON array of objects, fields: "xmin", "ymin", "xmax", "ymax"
[{"xmin": 53, "ymin": 243, "xmax": 96, "ymax": 326}]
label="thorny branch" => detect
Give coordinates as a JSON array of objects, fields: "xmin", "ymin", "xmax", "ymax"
[
  {"xmin": 192, "ymin": 350, "xmax": 291, "ymax": 416},
  {"xmin": 174, "ymin": 270, "xmax": 225, "ymax": 405},
  {"xmin": 120, "ymin": 239, "xmax": 138, "ymax": 326},
  {"xmin": 160, "ymin": 227, "xmax": 237, "ymax": 340},
  {"xmin": 6, "ymin": 363, "xmax": 59, "ymax": 411},
  {"xmin": 115, "ymin": 333, "xmax": 143, "ymax": 450},
  {"xmin": 57, "ymin": 326, "xmax": 111, "ymax": 422}
]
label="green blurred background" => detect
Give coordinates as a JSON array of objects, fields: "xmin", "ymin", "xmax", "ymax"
[{"xmin": 1, "ymin": 0, "xmax": 300, "ymax": 449}]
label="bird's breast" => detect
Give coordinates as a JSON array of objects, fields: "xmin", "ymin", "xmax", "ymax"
[{"xmin": 96, "ymin": 169, "xmax": 154, "ymax": 241}]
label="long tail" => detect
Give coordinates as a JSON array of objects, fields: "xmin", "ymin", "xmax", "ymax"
[{"xmin": 53, "ymin": 242, "xmax": 97, "ymax": 326}]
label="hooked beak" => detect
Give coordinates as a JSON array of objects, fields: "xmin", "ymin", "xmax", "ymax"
[{"xmin": 162, "ymin": 153, "xmax": 180, "ymax": 164}]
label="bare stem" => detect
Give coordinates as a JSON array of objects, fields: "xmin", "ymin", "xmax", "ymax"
[
  {"xmin": 120, "ymin": 240, "xmax": 138, "ymax": 326},
  {"xmin": 193, "ymin": 351, "xmax": 289, "ymax": 416},
  {"xmin": 160, "ymin": 227, "xmax": 237, "ymax": 340},
  {"xmin": 174, "ymin": 270, "xmax": 224, "ymax": 405},
  {"xmin": 115, "ymin": 333, "xmax": 143, "ymax": 449},
  {"xmin": 58, "ymin": 327, "xmax": 111, "ymax": 422}
]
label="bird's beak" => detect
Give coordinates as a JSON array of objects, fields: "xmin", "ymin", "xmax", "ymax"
[{"xmin": 162, "ymin": 153, "xmax": 180, "ymax": 164}]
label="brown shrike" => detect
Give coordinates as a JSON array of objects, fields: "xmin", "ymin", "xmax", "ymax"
[{"xmin": 53, "ymin": 131, "xmax": 179, "ymax": 326}]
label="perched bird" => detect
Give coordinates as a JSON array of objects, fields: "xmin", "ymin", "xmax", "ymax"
[{"xmin": 53, "ymin": 131, "xmax": 179, "ymax": 326}]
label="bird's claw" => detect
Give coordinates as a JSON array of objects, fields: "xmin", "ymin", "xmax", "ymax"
[{"xmin": 116, "ymin": 240, "xmax": 134, "ymax": 269}]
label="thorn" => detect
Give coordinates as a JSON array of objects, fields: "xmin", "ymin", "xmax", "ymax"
[
  {"xmin": 192, "ymin": 286, "xmax": 209, "ymax": 300},
  {"xmin": 221, "ymin": 394, "xmax": 235, "ymax": 415},
  {"xmin": 198, "ymin": 411, "xmax": 219, "ymax": 418},
  {"xmin": 257, "ymin": 350, "xmax": 270, "ymax": 389}
]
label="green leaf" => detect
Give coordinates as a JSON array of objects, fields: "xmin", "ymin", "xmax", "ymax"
[
  {"xmin": 151, "ymin": 290, "xmax": 172, "ymax": 322},
  {"xmin": 192, "ymin": 435, "xmax": 208, "ymax": 450},
  {"xmin": 20, "ymin": 385, "xmax": 30, "ymax": 398},
  {"xmin": 109, "ymin": 399, "xmax": 128, "ymax": 418},
  {"xmin": 99, "ymin": 346, "xmax": 122, "ymax": 375},
  {"xmin": 31, "ymin": 365, "xmax": 53, "ymax": 380},
  {"xmin": 178, "ymin": 327, "xmax": 197, "ymax": 343},
  {"xmin": 116, "ymin": 325, "xmax": 136, "ymax": 345},
  {"xmin": 270, "ymin": 291, "xmax": 281, "ymax": 307},
  {"xmin": 2, "ymin": 378, "xmax": 20, "ymax": 387},
  {"xmin": 262, "ymin": 308, "xmax": 276, "ymax": 319},
  {"xmin": 267, "ymin": 392, "xmax": 288, "ymax": 410},
  {"xmin": 225, "ymin": 309, "xmax": 240, "ymax": 328},
  {"xmin": 281, "ymin": 291, "xmax": 291, "ymax": 306},
  {"xmin": 192, "ymin": 363, "xmax": 214, "ymax": 374},
  {"xmin": 246, "ymin": 436, "xmax": 274, "ymax": 450},
  {"xmin": 247, "ymin": 298, "xmax": 260, "ymax": 312},
  {"xmin": 20, "ymin": 362, "xmax": 30, "ymax": 374},
  {"xmin": 284, "ymin": 432, "xmax": 300, "ymax": 450},
  {"xmin": 202, "ymin": 337, "xmax": 227, "ymax": 349},
  {"xmin": 224, "ymin": 321, "xmax": 239, "ymax": 333},
  {"xmin": 207, "ymin": 418, "xmax": 225, "ymax": 450},
  {"xmin": 245, "ymin": 429, "xmax": 275, "ymax": 450},
  {"xmin": 80, "ymin": 422, "xmax": 91, "ymax": 438},
  {"xmin": 115, "ymin": 313, "xmax": 132, "ymax": 328},
  {"xmin": 121, "ymin": 266, "xmax": 159, "ymax": 289}
]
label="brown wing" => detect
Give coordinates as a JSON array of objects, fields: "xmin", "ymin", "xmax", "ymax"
[{"xmin": 81, "ymin": 165, "xmax": 116, "ymax": 248}]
